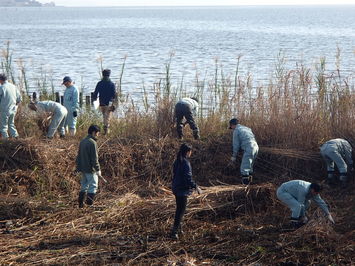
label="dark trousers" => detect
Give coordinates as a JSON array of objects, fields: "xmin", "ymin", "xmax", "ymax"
[
  {"xmin": 172, "ymin": 195, "xmax": 188, "ymax": 232},
  {"xmin": 175, "ymin": 103, "xmax": 199, "ymax": 138}
]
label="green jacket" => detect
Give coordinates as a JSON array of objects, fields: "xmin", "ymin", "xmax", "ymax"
[{"xmin": 76, "ymin": 135, "xmax": 100, "ymax": 173}]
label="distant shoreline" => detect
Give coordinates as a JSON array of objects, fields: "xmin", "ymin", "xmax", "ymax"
[
  {"xmin": 0, "ymin": 4, "xmax": 354, "ymax": 8},
  {"xmin": 0, "ymin": 0, "xmax": 54, "ymax": 7}
]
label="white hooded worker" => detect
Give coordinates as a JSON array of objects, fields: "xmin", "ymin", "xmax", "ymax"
[
  {"xmin": 62, "ymin": 76, "xmax": 79, "ymax": 136},
  {"xmin": 277, "ymin": 180, "xmax": 335, "ymax": 229},
  {"xmin": 229, "ymin": 118, "xmax": 259, "ymax": 185},
  {"xmin": 0, "ymin": 74, "xmax": 22, "ymax": 139},
  {"xmin": 320, "ymin": 138, "xmax": 353, "ymax": 188},
  {"xmin": 28, "ymin": 100, "xmax": 67, "ymax": 139}
]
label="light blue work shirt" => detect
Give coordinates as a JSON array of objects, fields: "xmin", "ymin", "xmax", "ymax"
[
  {"xmin": 278, "ymin": 180, "xmax": 330, "ymax": 215},
  {"xmin": 0, "ymin": 81, "xmax": 21, "ymax": 114},
  {"xmin": 232, "ymin": 124, "xmax": 257, "ymax": 157},
  {"xmin": 63, "ymin": 85, "xmax": 79, "ymax": 113}
]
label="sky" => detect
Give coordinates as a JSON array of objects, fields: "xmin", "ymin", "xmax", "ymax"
[{"xmin": 39, "ymin": 0, "xmax": 355, "ymax": 7}]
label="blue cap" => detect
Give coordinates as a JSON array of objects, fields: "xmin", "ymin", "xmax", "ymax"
[{"xmin": 62, "ymin": 76, "xmax": 72, "ymax": 84}]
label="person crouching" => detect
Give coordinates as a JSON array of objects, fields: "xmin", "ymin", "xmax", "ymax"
[
  {"xmin": 28, "ymin": 100, "xmax": 67, "ymax": 139},
  {"xmin": 276, "ymin": 180, "xmax": 335, "ymax": 229}
]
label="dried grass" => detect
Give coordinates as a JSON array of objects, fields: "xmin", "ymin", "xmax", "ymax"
[{"xmin": 0, "ymin": 138, "xmax": 353, "ymax": 265}]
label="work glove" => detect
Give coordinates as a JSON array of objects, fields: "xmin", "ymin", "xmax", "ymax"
[
  {"xmin": 231, "ymin": 156, "xmax": 236, "ymax": 162},
  {"xmin": 73, "ymin": 111, "xmax": 78, "ymax": 117},
  {"xmin": 96, "ymin": 170, "xmax": 102, "ymax": 178},
  {"xmin": 196, "ymin": 186, "xmax": 202, "ymax": 195},
  {"xmin": 327, "ymin": 213, "xmax": 335, "ymax": 224}
]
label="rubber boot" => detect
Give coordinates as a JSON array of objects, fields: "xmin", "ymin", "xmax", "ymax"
[
  {"xmin": 86, "ymin": 193, "xmax": 96, "ymax": 206},
  {"xmin": 178, "ymin": 224, "xmax": 184, "ymax": 235},
  {"xmin": 339, "ymin": 173, "xmax": 348, "ymax": 188},
  {"xmin": 193, "ymin": 130, "xmax": 200, "ymax": 140},
  {"xmin": 290, "ymin": 217, "xmax": 304, "ymax": 229},
  {"xmin": 177, "ymin": 125, "xmax": 183, "ymax": 140},
  {"xmin": 103, "ymin": 126, "xmax": 108, "ymax": 135},
  {"xmin": 241, "ymin": 175, "xmax": 252, "ymax": 185},
  {"xmin": 78, "ymin": 192, "xmax": 86, "ymax": 208},
  {"xmin": 169, "ymin": 226, "xmax": 179, "ymax": 240},
  {"xmin": 327, "ymin": 171, "xmax": 336, "ymax": 185}
]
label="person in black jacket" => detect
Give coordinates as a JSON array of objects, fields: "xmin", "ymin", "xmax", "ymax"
[
  {"xmin": 92, "ymin": 69, "xmax": 116, "ymax": 135},
  {"xmin": 170, "ymin": 143, "xmax": 201, "ymax": 240}
]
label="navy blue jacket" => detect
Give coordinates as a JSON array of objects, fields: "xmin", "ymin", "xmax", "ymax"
[
  {"xmin": 172, "ymin": 158, "xmax": 197, "ymax": 196},
  {"xmin": 92, "ymin": 77, "xmax": 116, "ymax": 106}
]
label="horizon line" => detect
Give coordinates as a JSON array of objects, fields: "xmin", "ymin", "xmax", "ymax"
[{"xmin": 44, "ymin": 3, "xmax": 355, "ymax": 7}]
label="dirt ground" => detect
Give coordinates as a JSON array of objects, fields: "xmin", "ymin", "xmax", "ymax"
[{"xmin": 0, "ymin": 138, "xmax": 354, "ymax": 265}]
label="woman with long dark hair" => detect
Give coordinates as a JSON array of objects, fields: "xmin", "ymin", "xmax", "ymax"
[{"xmin": 170, "ymin": 143, "xmax": 201, "ymax": 240}]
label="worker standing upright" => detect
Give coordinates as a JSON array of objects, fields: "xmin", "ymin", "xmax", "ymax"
[
  {"xmin": 0, "ymin": 74, "xmax": 22, "ymax": 139},
  {"xmin": 170, "ymin": 143, "xmax": 201, "ymax": 240},
  {"xmin": 92, "ymin": 69, "xmax": 116, "ymax": 135},
  {"xmin": 229, "ymin": 118, "xmax": 259, "ymax": 185},
  {"xmin": 76, "ymin": 125, "xmax": 102, "ymax": 208},
  {"xmin": 62, "ymin": 76, "xmax": 79, "ymax": 136},
  {"xmin": 320, "ymin": 138, "xmax": 353, "ymax": 188}
]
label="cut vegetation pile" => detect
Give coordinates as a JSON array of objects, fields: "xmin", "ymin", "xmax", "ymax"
[{"xmin": 0, "ymin": 137, "xmax": 354, "ymax": 265}]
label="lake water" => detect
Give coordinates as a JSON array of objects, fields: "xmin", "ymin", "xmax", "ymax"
[{"xmin": 0, "ymin": 5, "xmax": 354, "ymax": 97}]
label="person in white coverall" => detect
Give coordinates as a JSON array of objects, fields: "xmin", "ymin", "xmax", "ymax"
[
  {"xmin": 0, "ymin": 74, "xmax": 22, "ymax": 139},
  {"xmin": 229, "ymin": 118, "xmax": 259, "ymax": 185},
  {"xmin": 62, "ymin": 76, "xmax": 79, "ymax": 136},
  {"xmin": 320, "ymin": 138, "xmax": 353, "ymax": 187},
  {"xmin": 28, "ymin": 100, "xmax": 67, "ymax": 139},
  {"xmin": 277, "ymin": 180, "xmax": 335, "ymax": 228}
]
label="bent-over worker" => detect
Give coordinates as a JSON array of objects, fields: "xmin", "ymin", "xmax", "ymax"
[
  {"xmin": 229, "ymin": 118, "xmax": 259, "ymax": 185},
  {"xmin": 277, "ymin": 180, "xmax": 334, "ymax": 228},
  {"xmin": 28, "ymin": 100, "xmax": 67, "ymax": 139},
  {"xmin": 174, "ymin": 97, "xmax": 200, "ymax": 140},
  {"xmin": 320, "ymin": 138, "xmax": 353, "ymax": 188}
]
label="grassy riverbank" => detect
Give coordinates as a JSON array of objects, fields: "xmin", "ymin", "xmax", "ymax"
[
  {"xmin": 0, "ymin": 44, "xmax": 354, "ymax": 264},
  {"xmin": 0, "ymin": 136, "xmax": 354, "ymax": 265}
]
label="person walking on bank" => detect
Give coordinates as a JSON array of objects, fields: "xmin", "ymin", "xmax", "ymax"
[
  {"xmin": 28, "ymin": 100, "xmax": 67, "ymax": 139},
  {"xmin": 62, "ymin": 76, "xmax": 79, "ymax": 136},
  {"xmin": 277, "ymin": 180, "xmax": 335, "ymax": 229},
  {"xmin": 0, "ymin": 74, "xmax": 22, "ymax": 139},
  {"xmin": 76, "ymin": 125, "xmax": 102, "ymax": 208},
  {"xmin": 92, "ymin": 69, "xmax": 116, "ymax": 135},
  {"xmin": 320, "ymin": 138, "xmax": 353, "ymax": 188},
  {"xmin": 174, "ymin": 97, "xmax": 200, "ymax": 140},
  {"xmin": 170, "ymin": 143, "xmax": 201, "ymax": 240},
  {"xmin": 229, "ymin": 118, "xmax": 259, "ymax": 185}
]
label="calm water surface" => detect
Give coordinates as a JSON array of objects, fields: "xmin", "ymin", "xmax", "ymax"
[{"xmin": 0, "ymin": 6, "xmax": 354, "ymax": 96}]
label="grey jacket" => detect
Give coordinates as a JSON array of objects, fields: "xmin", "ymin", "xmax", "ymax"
[
  {"xmin": 0, "ymin": 81, "xmax": 21, "ymax": 113},
  {"xmin": 320, "ymin": 138, "xmax": 353, "ymax": 167},
  {"xmin": 178, "ymin": 98, "xmax": 199, "ymax": 116},
  {"xmin": 37, "ymin": 101, "xmax": 67, "ymax": 114},
  {"xmin": 232, "ymin": 124, "xmax": 258, "ymax": 157},
  {"xmin": 278, "ymin": 180, "xmax": 330, "ymax": 215}
]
